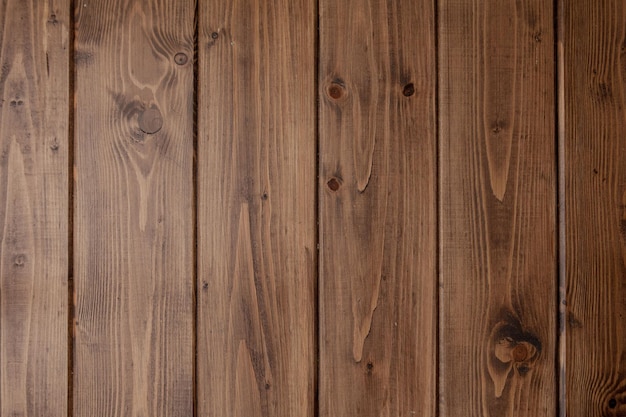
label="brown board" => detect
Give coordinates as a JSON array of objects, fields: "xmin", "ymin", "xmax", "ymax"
[
  {"xmin": 318, "ymin": 0, "xmax": 437, "ymax": 415},
  {"xmin": 438, "ymin": 0, "xmax": 557, "ymax": 416},
  {"xmin": 0, "ymin": 0, "xmax": 69, "ymax": 415},
  {"xmin": 197, "ymin": 0, "xmax": 317, "ymax": 416},
  {"xmin": 561, "ymin": 1, "xmax": 626, "ymax": 415},
  {"xmin": 73, "ymin": 0, "xmax": 194, "ymax": 415}
]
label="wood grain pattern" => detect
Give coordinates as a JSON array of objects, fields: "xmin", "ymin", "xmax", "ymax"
[
  {"xmin": 318, "ymin": 0, "xmax": 436, "ymax": 415},
  {"xmin": 197, "ymin": 0, "xmax": 316, "ymax": 416},
  {"xmin": 438, "ymin": 0, "xmax": 556, "ymax": 416},
  {"xmin": 0, "ymin": 0, "xmax": 69, "ymax": 415},
  {"xmin": 562, "ymin": 2, "xmax": 626, "ymax": 416},
  {"xmin": 73, "ymin": 0, "xmax": 194, "ymax": 415}
]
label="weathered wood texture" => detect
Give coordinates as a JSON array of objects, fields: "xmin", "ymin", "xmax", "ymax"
[
  {"xmin": 0, "ymin": 0, "xmax": 69, "ymax": 415},
  {"xmin": 318, "ymin": 0, "xmax": 436, "ymax": 415},
  {"xmin": 73, "ymin": 0, "xmax": 194, "ymax": 415},
  {"xmin": 197, "ymin": 0, "xmax": 316, "ymax": 416},
  {"xmin": 438, "ymin": 0, "xmax": 557, "ymax": 416},
  {"xmin": 561, "ymin": 1, "xmax": 626, "ymax": 416}
]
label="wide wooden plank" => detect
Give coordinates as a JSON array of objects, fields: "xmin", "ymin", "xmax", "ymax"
[
  {"xmin": 197, "ymin": 0, "xmax": 316, "ymax": 416},
  {"xmin": 318, "ymin": 0, "xmax": 436, "ymax": 415},
  {"xmin": 0, "ymin": 0, "xmax": 69, "ymax": 415},
  {"xmin": 561, "ymin": 1, "xmax": 626, "ymax": 415},
  {"xmin": 73, "ymin": 0, "xmax": 194, "ymax": 415},
  {"xmin": 438, "ymin": 0, "xmax": 556, "ymax": 416}
]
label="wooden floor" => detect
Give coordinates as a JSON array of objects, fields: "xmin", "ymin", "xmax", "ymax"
[{"xmin": 0, "ymin": 0, "xmax": 624, "ymax": 416}]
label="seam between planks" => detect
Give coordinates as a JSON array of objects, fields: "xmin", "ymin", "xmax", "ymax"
[
  {"xmin": 434, "ymin": 0, "xmax": 441, "ymax": 415},
  {"xmin": 314, "ymin": 0, "xmax": 321, "ymax": 414},
  {"xmin": 68, "ymin": 0, "xmax": 77, "ymax": 415},
  {"xmin": 193, "ymin": 1, "xmax": 199, "ymax": 416}
]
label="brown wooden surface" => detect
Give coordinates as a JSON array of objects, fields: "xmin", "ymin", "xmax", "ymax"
[
  {"xmin": 0, "ymin": 0, "xmax": 69, "ymax": 415},
  {"xmin": 5, "ymin": 1, "xmax": 626, "ymax": 416},
  {"xmin": 318, "ymin": 0, "xmax": 437, "ymax": 415},
  {"xmin": 73, "ymin": 0, "xmax": 194, "ymax": 415},
  {"xmin": 438, "ymin": 0, "xmax": 557, "ymax": 416},
  {"xmin": 196, "ymin": 0, "xmax": 316, "ymax": 416},
  {"xmin": 561, "ymin": 1, "xmax": 626, "ymax": 416}
]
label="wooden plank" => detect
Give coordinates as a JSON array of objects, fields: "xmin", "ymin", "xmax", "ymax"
[
  {"xmin": 561, "ymin": 1, "xmax": 626, "ymax": 415},
  {"xmin": 0, "ymin": 0, "xmax": 69, "ymax": 415},
  {"xmin": 73, "ymin": 1, "xmax": 194, "ymax": 415},
  {"xmin": 438, "ymin": 0, "xmax": 556, "ymax": 416},
  {"xmin": 318, "ymin": 0, "xmax": 436, "ymax": 415},
  {"xmin": 197, "ymin": 0, "xmax": 316, "ymax": 416}
]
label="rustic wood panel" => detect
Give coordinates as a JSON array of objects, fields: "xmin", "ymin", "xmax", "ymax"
[
  {"xmin": 73, "ymin": 0, "xmax": 194, "ymax": 415},
  {"xmin": 0, "ymin": 0, "xmax": 69, "ymax": 415},
  {"xmin": 318, "ymin": 0, "xmax": 436, "ymax": 415},
  {"xmin": 438, "ymin": 0, "xmax": 557, "ymax": 416},
  {"xmin": 561, "ymin": 1, "xmax": 626, "ymax": 416},
  {"xmin": 197, "ymin": 0, "xmax": 316, "ymax": 416}
]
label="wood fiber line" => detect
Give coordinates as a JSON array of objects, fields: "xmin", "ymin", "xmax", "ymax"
[
  {"xmin": 562, "ymin": 1, "xmax": 626, "ymax": 416},
  {"xmin": 0, "ymin": 0, "xmax": 69, "ymax": 415},
  {"xmin": 197, "ymin": 0, "xmax": 316, "ymax": 416},
  {"xmin": 73, "ymin": 0, "xmax": 194, "ymax": 415},
  {"xmin": 318, "ymin": 0, "xmax": 437, "ymax": 415},
  {"xmin": 438, "ymin": 0, "xmax": 557, "ymax": 416}
]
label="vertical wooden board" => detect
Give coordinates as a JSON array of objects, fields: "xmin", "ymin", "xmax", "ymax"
[
  {"xmin": 0, "ymin": 0, "xmax": 69, "ymax": 415},
  {"xmin": 197, "ymin": 0, "xmax": 316, "ymax": 416},
  {"xmin": 73, "ymin": 0, "xmax": 194, "ymax": 415},
  {"xmin": 438, "ymin": 0, "xmax": 556, "ymax": 416},
  {"xmin": 562, "ymin": 1, "xmax": 626, "ymax": 415},
  {"xmin": 318, "ymin": 0, "xmax": 436, "ymax": 416}
]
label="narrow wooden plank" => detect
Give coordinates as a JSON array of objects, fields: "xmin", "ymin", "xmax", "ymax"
[
  {"xmin": 562, "ymin": 2, "xmax": 626, "ymax": 415},
  {"xmin": 318, "ymin": 0, "xmax": 436, "ymax": 415},
  {"xmin": 0, "ymin": 0, "xmax": 69, "ymax": 415},
  {"xmin": 197, "ymin": 0, "xmax": 316, "ymax": 416},
  {"xmin": 73, "ymin": 1, "xmax": 194, "ymax": 415},
  {"xmin": 438, "ymin": 0, "xmax": 556, "ymax": 416}
]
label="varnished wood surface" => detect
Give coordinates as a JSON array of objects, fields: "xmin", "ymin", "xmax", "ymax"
[
  {"xmin": 562, "ymin": 1, "xmax": 626, "ymax": 416},
  {"xmin": 0, "ymin": 0, "xmax": 69, "ymax": 415},
  {"xmin": 1, "ymin": 1, "xmax": 623, "ymax": 416},
  {"xmin": 73, "ymin": 0, "xmax": 194, "ymax": 415},
  {"xmin": 438, "ymin": 0, "xmax": 557, "ymax": 416},
  {"xmin": 196, "ymin": 0, "xmax": 316, "ymax": 416},
  {"xmin": 318, "ymin": 0, "xmax": 436, "ymax": 415}
]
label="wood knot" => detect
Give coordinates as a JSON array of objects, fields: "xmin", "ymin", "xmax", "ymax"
[
  {"xmin": 326, "ymin": 82, "xmax": 346, "ymax": 100},
  {"xmin": 487, "ymin": 314, "xmax": 541, "ymax": 398},
  {"xmin": 13, "ymin": 254, "xmax": 26, "ymax": 267},
  {"xmin": 326, "ymin": 177, "xmax": 341, "ymax": 191},
  {"xmin": 174, "ymin": 52, "xmax": 188, "ymax": 65},
  {"xmin": 402, "ymin": 83, "xmax": 415, "ymax": 97},
  {"xmin": 139, "ymin": 107, "xmax": 163, "ymax": 134}
]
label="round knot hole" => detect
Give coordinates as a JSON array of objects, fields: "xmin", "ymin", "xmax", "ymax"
[
  {"xmin": 211, "ymin": 32, "xmax": 219, "ymax": 39},
  {"xmin": 403, "ymin": 83, "xmax": 415, "ymax": 97},
  {"xmin": 609, "ymin": 398, "xmax": 617, "ymax": 409},
  {"xmin": 327, "ymin": 83, "xmax": 344, "ymax": 100},
  {"xmin": 174, "ymin": 52, "xmax": 188, "ymax": 65},
  {"xmin": 139, "ymin": 108, "xmax": 163, "ymax": 134},
  {"xmin": 512, "ymin": 344, "xmax": 528, "ymax": 362},
  {"xmin": 327, "ymin": 178, "xmax": 340, "ymax": 191}
]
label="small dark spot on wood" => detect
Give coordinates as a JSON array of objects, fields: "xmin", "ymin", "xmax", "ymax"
[
  {"xmin": 491, "ymin": 119, "xmax": 507, "ymax": 135},
  {"xmin": 46, "ymin": 53, "xmax": 50, "ymax": 76},
  {"xmin": 568, "ymin": 312, "xmax": 582, "ymax": 328},
  {"xmin": 211, "ymin": 32, "xmax": 219, "ymax": 39},
  {"xmin": 174, "ymin": 52, "xmax": 188, "ymax": 65},
  {"xmin": 261, "ymin": 192, "xmax": 268, "ymax": 200},
  {"xmin": 17, "ymin": 100, "xmax": 23, "ymax": 106},
  {"xmin": 327, "ymin": 83, "xmax": 344, "ymax": 100},
  {"xmin": 593, "ymin": 168, "xmax": 598, "ymax": 174},
  {"xmin": 50, "ymin": 140, "xmax": 59, "ymax": 151},
  {"xmin": 202, "ymin": 282, "xmax": 208, "ymax": 290},
  {"xmin": 265, "ymin": 383, "xmax": 271, "ymax": 390},
  {"xmin": 402, "ymin": 83, "xmax": 415, "ymax": 97},
  {"xmin": 366, "ymin": 361, "xmax": 374, "ymax": 370},
  {"xmin": 14, "ymin": 254, "xmax": 26, "ymax": 267},
  {"xmin": 517, "ymin": 364, "xmax": 530, "ymax": 375},
  {"xmin": 48, "ymin": 13, "xmax": 58, "ymax": 25},
  {"xmin": 327, "ymin": 178, "xmax": 340, "ymax": 191},
  {"xmin": 609, "ymin": 398, "xmax": 617, "ymax": 409},
  {"xmin": 592, "ymin": 68, "xmax": 598, "ymax": 75},
  {"xmin": 534, "ymin": 31, "xmax": 542, "ymax": 42}
]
